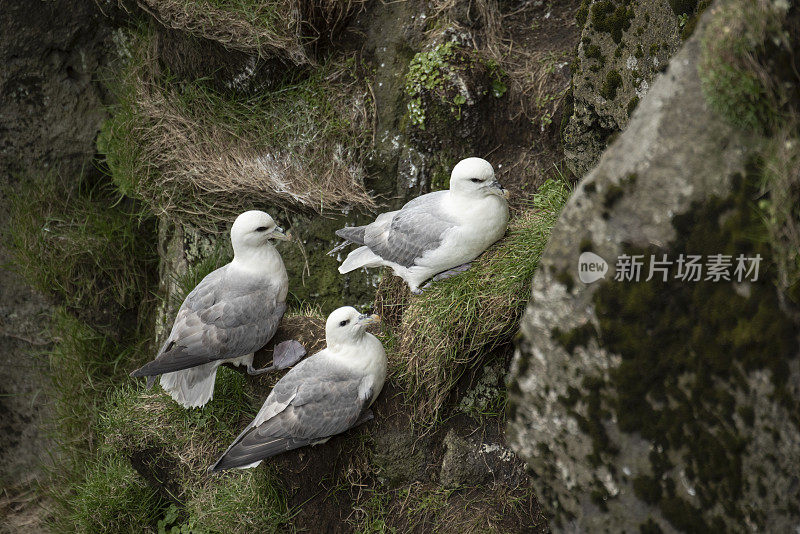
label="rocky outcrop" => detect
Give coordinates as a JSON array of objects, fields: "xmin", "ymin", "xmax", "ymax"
[
  {"xmin": 507, "ymin": 5, "xmax": 800, "ymax": 533},
  {"xmin": 564, "ymin": 0, "xmax": 682, "ymax": 178}
]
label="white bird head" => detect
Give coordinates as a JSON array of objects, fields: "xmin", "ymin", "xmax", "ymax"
[
  {"xmin": 449, "ymin": 157, "xmax": 508, "ymax": 199},
  {"xmin": 325, "ymin": 306, "xmax": 380, "ymax": 348},
  {"xmin": 230, "ymin": 210, "xmax": 290, "ymax": 255}
]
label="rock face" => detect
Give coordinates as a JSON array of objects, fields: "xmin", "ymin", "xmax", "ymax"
[
  {"xmin": 0, "ymin": 0, "xmax": 113, "ymax": 487},
  {"xmin": 507, "ymin": 8, "xmax": 800, "ymax": 534},
  {"xmin": 564, "ymin": 0, "xmax": 681, "ymax": 178}
]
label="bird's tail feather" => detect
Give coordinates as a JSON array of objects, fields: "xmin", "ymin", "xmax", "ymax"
[
  {"xmin": 339, "ymin": 246, "xmax": 383, "ymax": 274},
  {"xmin": 335, "ymin": 226, "xmax": 366, "ymax": 245},
  {"xmin": 160, "ymin": 362, "xmax": 219, "ymax": 408}
]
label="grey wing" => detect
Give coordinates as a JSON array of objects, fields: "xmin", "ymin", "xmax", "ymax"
[
  {"xmin": 131, "ymin": 266, "xmax": 285, "ymax": 377},
  {"xmin": 210, "ymin": 356, "xmax": 369, "ymax": 470},
  {"xmin": 365, "ymin": 191, "xmax": 458, "ymax": 267}
]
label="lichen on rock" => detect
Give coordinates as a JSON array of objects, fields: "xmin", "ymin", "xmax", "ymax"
[{"xmin": 507, "ymin": 6, "xmax": 800, "ymax": 532}]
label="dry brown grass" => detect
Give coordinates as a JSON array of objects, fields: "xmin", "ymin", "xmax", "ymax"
[
  {"xmin": 102, "ymin": 28, "xmax": 375, "ymax": 230},
  {"xmin": 133, "ymin": 0, "xmax": 364, "ymax": 65}
]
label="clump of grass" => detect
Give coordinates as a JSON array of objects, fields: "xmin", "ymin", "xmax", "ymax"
[
  {"xmin": 45, "ymin": 310, "xmax": 158, "ymax": 533},
  {"xmin": 698, "ymin": 0, "xmax": 791, "ymax": 133},
  {"xmin": 184, "ymin": 469, "xmax": 291, "ymax": 532},
  {"xmin": 139, "ymin": 0, "xmax": 363, "ymax": 65},
  {"xmin": 55, "ymin": 453, "xmax": 166, "ymax": 534},
  {"xmin": 6, "ymin": 172, "xmax": 157, "ymax": 314},
  {"xmin": 100, "ymin": 27, "xmax": 375, "ymax": 230},
  {"xmin": 391, "ymin": 177, "xmax": 571, "ymax": 423},
  {"xmin": 99, "ymin": 367, "xmax": 255, "ymax": 489},
  {"xmin": 48, "ymin": 310, "xmax": 151, "ymax": 454}
]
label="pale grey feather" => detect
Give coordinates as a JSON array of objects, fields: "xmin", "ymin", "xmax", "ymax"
[
  {"xmin": 210, "ymin": 354, "xmax": 369, "ymax": 471},
  {"xmin": 340, "ymin": 191, "xmax": 458, "ymax": 268},
  {"xmin": 131, "ymin": 265, "xmax": 285, "ymax": 377}
]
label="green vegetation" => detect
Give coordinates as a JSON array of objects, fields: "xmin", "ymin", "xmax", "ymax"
[
  {"xmin": 698, "ymin": 0, "xmax": 788, "ymax": 133},
  {"xmin": 100, "ymin": 369, "xmax": 255, "ymax": 487},
  {"xmin": 100, "ymin": 26, "xmax": 374, "ymax": 231},
  {"xmin": 600, "ymin": 69, "xmax": 622, "ymax": 100},
  {"xmin": 404, "ymin": 41, "xmax": 506, "ymax": 130},
  {"xmin": 391, "ymin": 177, "xmax": 572, "ymax": 423},
  {"xmin": 59, "ymin": 454, "xmax": 166, "ymax": 533},
  {"xmin": 4, "ymin": 165, "xmax": 161, "ymax": 531},
  {"xmin": 590, "ymin": 0, "xmax": 635, "ymax": 44},
  {"xmin": 6, "ymin": 172, "xmax": 156, "ymax": 314},
  {"xmin": 405, "ymin": 41, "xmax": 461, "ymax": 129}
]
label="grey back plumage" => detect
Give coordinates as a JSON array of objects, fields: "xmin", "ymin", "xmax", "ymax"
[
  {"xmin": 340, "ymin": 191, "xmax": 458, "ymax": 268},
  {"xmin": 132, "ymin": 265, "xmax": 285, "ymax": 377},
  {"xmin": 210, "ymin": 353, "xmax": 370, "ymax": 470}
]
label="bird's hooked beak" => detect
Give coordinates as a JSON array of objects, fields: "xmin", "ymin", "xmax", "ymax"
[
  {"xmin": 269, "ymin": 226, "xmax": 291, "ymax": 241},
  {"xmin": 357, "ymin": 313, "xmax": 381, "ymax": 326},
  {"xmin": 489, "ymin": 180, "xmax": 510, "ymax": 199}
]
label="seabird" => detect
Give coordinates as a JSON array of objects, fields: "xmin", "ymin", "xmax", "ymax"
[
  {"xmin": 209, "ymin": 306, "xmax": 385, "ymax": 471},
  {"xmin": 130, "ymin": 210, "xmax": 305, "ymax": 408},
  {"xmin": 334, "ymin": 157, "xmax": 509, "ymax": 293}
]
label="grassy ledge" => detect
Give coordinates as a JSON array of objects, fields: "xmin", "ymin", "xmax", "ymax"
[
  {"xmin": 6, "ymin": 172, "xmax": 156, "ymax": 315},
  {"xmin": 138, "ymin": 0, "xmax": 364, "ymax": 64},
  {"xmin": 385, "ymin": 177, "xmax": 572, "ymax": 425},
  {"xmin": 100, "ymin": 27, "xmax": 375, "ymax": 230}
]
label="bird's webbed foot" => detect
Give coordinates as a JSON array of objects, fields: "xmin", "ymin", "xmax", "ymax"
[{"xmin": 246, "ymin": 340, "xmax": 307, "ymax": 375}]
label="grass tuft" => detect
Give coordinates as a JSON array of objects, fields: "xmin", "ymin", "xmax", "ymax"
[
  {"xmin": 99, "ymin": 367, "xmax": 255, "ymax": 489},
  {"xmin": 388, "ymin": 177, "xmax": 571, "ymax": 424},
  {"xmin": 100, "ymin": 27, "xmax": 375, "ymax": 230},
  {"xmin": 140, "ymin": 0, "xmax": 364, "ymax": 64},
  {"xmin": 184, "ymin": 469, "xmax": 291, "ymax": 532},
  {"xmin": 6, "ymin": 172, "xmax": 156, "ymax": 314},
  {"xmin": 56, "ymin": 453, "xmax": 166, "ymax": 534},
  {"xmin": 698, "ymin": 0, "xmax": 791, "ymax": 133}
]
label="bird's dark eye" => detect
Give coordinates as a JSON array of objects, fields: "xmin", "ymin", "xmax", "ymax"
[
  {"xmin": 470, "ymin": 178, "xmax": 482, "ymax": 183},
  {"xmin": 255, "ymin": 226, "xmax": 268, "ymax": 232},
  {"xmin": 339, "ymin": 319, "xmax": 349, "ymax": 327}
]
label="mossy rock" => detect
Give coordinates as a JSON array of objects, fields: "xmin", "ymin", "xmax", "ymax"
[
  {"xmin": 508, "ymin": 14, "xmax": 800, "ymax": 532},
  {"xmin": 564, "ymin": 0, "xmax": 682, "ymax": 178}
]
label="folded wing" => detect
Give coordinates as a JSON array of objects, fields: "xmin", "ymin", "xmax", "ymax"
[
  {"xmin": 210, "ymin": 356, "xmax": 368, "ymax": 471},
  {"xmin": 131, "ymin": 266, "xmax": 285, "ymax": 377}
]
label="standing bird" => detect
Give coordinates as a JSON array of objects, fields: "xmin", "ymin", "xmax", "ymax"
[
  {"xmin": 130, "ymin": 210, "xmax": 305, "ymax": 408},
  {"xmin": 209, "ymin": 306, "xmax": 385, "ymax": 471},
  {"xmin": 334, "ymin": 157, "xmax": 509, "ymax": 293}
]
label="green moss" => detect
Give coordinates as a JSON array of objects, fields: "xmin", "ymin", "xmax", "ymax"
[
  {"xmin": 404, "ymin": 41, "xmax": 461, "ymax": 129},
  {"xmin": 627, "ymin": 96, "xmax": 639, "ymax": 117},
  {"xmin": 668, "ymin": 0, "xmax": 698, "ymax": 16},
  {"xmin": 591, "ymin": 0, "xmax": 635, "ymax": 44},
  {"xmin": 576, "ymin": 0, "xmax": 591, "ymax": 27},
  {"xmin": 639, "ymin": 518, "xmax": 664, "ymax": 534},
  {"xmin": 589, "ymin": 169, "xmax": 798, "ymax": 526},
  {"xmin": 585, "ymin": 44, "xmax": 606, "ymax": 72},
  {"xmin": 555, "ymin": 268, "xmax": 576, "ymax": 293},
  {"xmin": 600, "ymin": 69, "xmax": 622, "ymax": 100},
  {"xmin": 552, "ymin": 323, "xmax": 596, "ymax": 353},
  {"xmin": 633, "ymin": 475, "xmax": 662, "ymax": 504}
]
